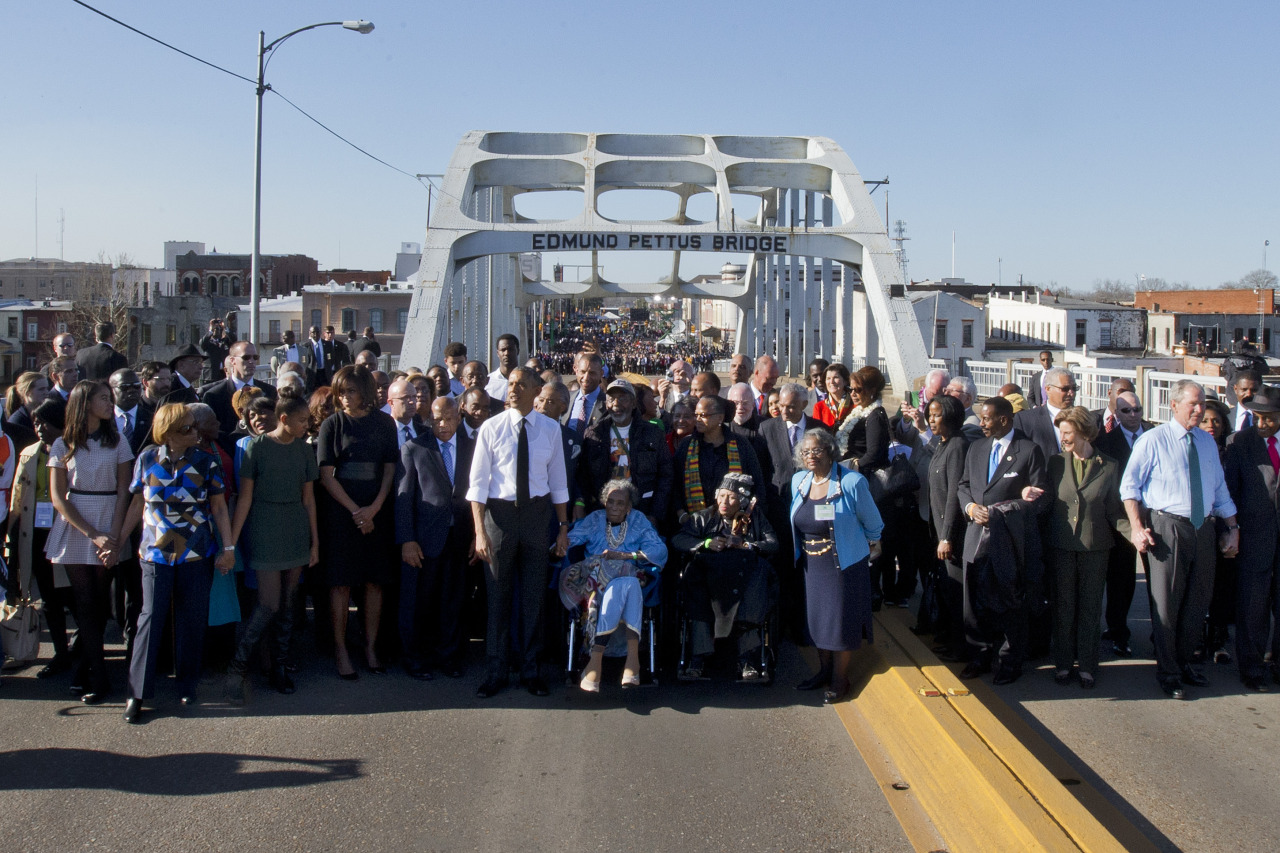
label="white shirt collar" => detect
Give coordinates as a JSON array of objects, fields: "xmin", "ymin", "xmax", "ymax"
[{"xmin": 114, "ymin": 405, "xmax": 136, "ymax": 419}]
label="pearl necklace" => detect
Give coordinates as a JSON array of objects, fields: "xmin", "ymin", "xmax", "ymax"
[
  {"xmin": 606, "ymin": 520, "xmax": 628, "ymax": 549},
  {"xmin": 811, "ymin": 473, "xmax": 831, "ymax": 487}
]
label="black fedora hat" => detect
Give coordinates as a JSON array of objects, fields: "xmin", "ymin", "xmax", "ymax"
[
  {"xmin": 1242, "ymin": 386, "xmax": 1280, "ymax": 414},
  {"xmin": 168, "ymin": 343, "xmax": 203, "ymax": 371}
]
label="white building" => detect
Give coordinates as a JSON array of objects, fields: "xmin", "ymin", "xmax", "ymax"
[
  {"xmin": 394, "ymin": 242, "xmax": 421, "ymax": 282},
  {"xmin": 164, "ymin": 241, "xmax": 206, "ymax": 273},
  {"xmin": 113, "ymin": 267, "xmax": 177, "ymax": 305},
  {"xmin": 910, "ymin": 291, "xmax": 984, "ymax": 373},
  {"xmin": 986, "ymin": 292, "xmax": 1145, "ymax": 353},
  {"xmin": 236, "ymin": 293, "xmax": 303, "ymax": 344}
]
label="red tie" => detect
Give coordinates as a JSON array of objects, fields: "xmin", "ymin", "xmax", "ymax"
[
  {"xmin": 757, "ymin": 394, "xmax": 765, "ymax": 413},
  {"xmin": 1268, "ymin": 436, "xmax": 1279, "ymax": 475},
  {"xmin": 1105, "ymin": 413, "xmax": 1116, "ymax": 433}
]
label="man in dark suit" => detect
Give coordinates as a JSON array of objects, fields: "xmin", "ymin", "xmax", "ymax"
[
  {"xmin": 350, "ymin": 326, "xmax": 382, "ymax": 361},
  {"xmin": 1092, "ymin": 377, "xmax": 1136, "ymax": 435},
  {"xmin": 161, "ymin": 344, "xmax": 204, "ymax": 406},
  {"xmin": 577, "ymin": 379, "xmax": 672, "ymax": 522},
  {"xmin": 564, "ymin": 352, "xmax": 607, "ymax": 437},
  {"xmin": 324, "ymin": 326, "xmax": 351, "ymax": 375},
  {"xmin": 198, "ymin": 341, "xmax": 277, "ymax": 444},
  {"xmin": 75, "ymin": 322, "xmax": 129, "ymax": 381},
  {"xmin": 1227, "ymin": 369, "xmax": 1262, "ymax": 433},
  {"xmin": 1094, "ymin": 390, "xmax": 1152, "ymax": 656},
  {"xmin": 396, "ymin": 396, "xmax": 475, "ymax": 680},
  {"xmin": 1014, "ymin": 366, "xmax": 1076, "ymax": 460},
  {"xmin": 759, "ymin": 382, "xmax": 822, "ymax": 637},
  {"xmin": 198, "ymin": 317, "xmax": 233, "ymax": 385},
  {"xmin": 956, "ymin": 395, "xmax": 1050, "ymax": 685},
  {"xmin": 1026, "ymin": 350, "xmax": 1055, "ymax": 408},
  {"xmin": 307, "ymin": 326, "xmax": 334, "ymax": 386},
  {"xmin": 1223, "ymin": 388, "xmax": 1280, "ymax": 692}
]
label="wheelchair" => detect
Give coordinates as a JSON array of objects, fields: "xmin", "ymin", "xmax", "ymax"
[
  {"xmin": 674, "ymin": 548, "xmax": 779, "ymax": 685},
  {"xmin": 560, "ymin": 553, "xmax": 664, "ymax": 687}
]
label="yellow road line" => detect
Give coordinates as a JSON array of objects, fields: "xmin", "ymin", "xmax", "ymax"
[{"xmin": 830, "ymin": 610, "xmax": 1154, "ymax": 853}]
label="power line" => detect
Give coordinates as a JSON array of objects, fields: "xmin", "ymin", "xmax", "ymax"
[
  {"xmin": 69, "ymin": 0, "xmax": 254, "ymax": 84},
  {"xmin": 68, "ymin": 0, "xmax": 427, "ymax": 188}
]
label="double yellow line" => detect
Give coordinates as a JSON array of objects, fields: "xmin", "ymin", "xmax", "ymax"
[{"xmin": 834, "ymin": 610, "xmax": 1158, "ymax": 853}]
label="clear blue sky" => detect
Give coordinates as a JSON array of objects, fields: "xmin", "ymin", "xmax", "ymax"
[{"xmin": 3, "ymin": 1, "xmax": 1277, "ymax": 290}]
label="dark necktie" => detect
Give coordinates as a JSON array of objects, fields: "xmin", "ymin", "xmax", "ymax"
[
  {"xmin": 442, "ymin": 440, "xmax": 455, "ymax": 485},
  {"xmin": 1187, "ymin": 432, "xmax": 1204, "ymax": 527},
  {"xmin": 516, "ymin": 416, "xmax": 530, "ymax": 507},
  {"xmin": 120, "ymin": 413, "xmax": 133, "ymax": 444}
]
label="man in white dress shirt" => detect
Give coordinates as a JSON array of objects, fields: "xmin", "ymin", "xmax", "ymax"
[
  {"xmin": 468, "ymin": 367, "xmax": 569, "ymax": 699},
  {"xmin": 484, "ymin": 333, "xmax": 521, "ymax": 402}
]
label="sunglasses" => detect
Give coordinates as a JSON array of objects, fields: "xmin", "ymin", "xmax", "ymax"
[
  {"xmin": 1051, "ymin": 384, "xmax": 1078, "ymax": 392},
  {"xmin": 1117, "ymin": 406, "xmax": 1142, "ymax": 414}
]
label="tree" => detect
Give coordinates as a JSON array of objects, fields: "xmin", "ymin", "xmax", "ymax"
[
  {"xmin": 1221, "ymin": 268, "xmax": 1279, "ymax": 290},
  {"xmin": 72, "ymin": 251, "xmax": 137, "ymax": 352}
]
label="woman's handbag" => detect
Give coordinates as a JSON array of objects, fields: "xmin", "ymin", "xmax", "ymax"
[{"xmin": 1, "ymin": 595, "xmax": 42, "ymax": 665}]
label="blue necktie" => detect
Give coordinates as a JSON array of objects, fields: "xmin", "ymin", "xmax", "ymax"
[
  {"xmin": 988, "ymin": 441, "xmax": 1001, "ymax": 483},
  {"xmin": 1187, "ymin": 432, "xmax": 1204, "ymax": 527},
  {"xmin": 441, "ymin": 440, "xmax": 454, "ymax": 485}
]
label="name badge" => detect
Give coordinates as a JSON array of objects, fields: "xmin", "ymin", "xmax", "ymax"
[
  {"xmin": 814, "ymin": 504, "xmax": 836, "ymax": 521},
  {"xmin": 35, "ymin": 501, "xmax": 55, "ymax": 529}
]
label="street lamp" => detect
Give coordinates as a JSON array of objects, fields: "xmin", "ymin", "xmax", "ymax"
[{"xmin": 249, "ymin": 19, "xmax": 374, "ymax": 347}]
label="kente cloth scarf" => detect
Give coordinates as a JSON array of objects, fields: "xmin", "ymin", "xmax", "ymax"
[{"xmin": 683, "ymin": 436, "xmax": 741, "ymax": 513}]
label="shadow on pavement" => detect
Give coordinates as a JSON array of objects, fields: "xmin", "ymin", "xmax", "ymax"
[{"xmin": 0, "ymin": 748, "xmax": 361, "ymax": 794}]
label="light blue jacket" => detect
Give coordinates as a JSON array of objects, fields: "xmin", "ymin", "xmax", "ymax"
[
  {"xmin": 789, "ymin": 464, "xmax": 884, "ymax": 570},
  {"xmin": 566, "ymin": 508, "xmax": 668, "ymax": 571}
]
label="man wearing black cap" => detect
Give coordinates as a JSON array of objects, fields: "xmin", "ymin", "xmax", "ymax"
[
  {"xmin": 1224, "ymin": 386, "xmax": 1280, "ymax": 691},
  {"xmin": 578, "ymin": 378, "xmax": 672, "ymax": 522},
  {"xmin": 160, "ymin": 343, "xmax": 205, "ymax": 406}
]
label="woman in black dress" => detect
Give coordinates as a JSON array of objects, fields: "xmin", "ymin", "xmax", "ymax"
[
  {"xmin": 925, "ymin": 394, "xmax": 970, "ymax": 660},
  {"xmin": 318, "ymin": 366, "xmax": 398, "ymax": 679}
]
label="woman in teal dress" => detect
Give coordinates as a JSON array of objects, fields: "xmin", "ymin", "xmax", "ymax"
[{"xmin": 224, "ymin": 387, "xmax": 319, "ymax": 702}]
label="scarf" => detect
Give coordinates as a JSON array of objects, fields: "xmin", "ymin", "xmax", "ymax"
[
  {"xmin": 684, "ymin": 436, "xmax": 741, "ymax": 513},
  {"xmin": 835, "ymin": 399, "xmax": 882, "ymax": 457}
]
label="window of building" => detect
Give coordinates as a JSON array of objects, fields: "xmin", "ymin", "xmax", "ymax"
[
  {"xmin": 962, "ymin": 320, "xmax": 974, "ymax": 348},
  {"xmin": 166, "ymin": 324, "xmax": 177, "ymax": 345},
  {"xmin": 369, "ymin": 308, "xmax": 383, "ymax": 334},
  {"xmin": 141, "ymin": 324, "xmax": 152, "ymax": 346},
  {"xmin": 207, "ymin": 276, "xmax": 217, "ymax": 294},
  {"xmin": 26, "ymin": 322, "xmax": 37, "ymax": 340},
  {"xmin": 39, "ymin": 280, "xmax": 46, "ymax": 289},
  {"xmin": 269, "ymin": 320, "xmax": 281, "ymax": 340},
  {"xmin": 311, "ymin": 309, "xmax": 322, "ymax": 328},
  {"xmin": 1075, "ymin": 319, "xmax": 1087, "ymax": 346},
  {"xmin": 1165, "ymin": 329, "xmax": 1170, "ymax": 350},
  {"xmin": 6, "ymin": 317, "xmax": 16, "ymax": 337},
  {"xmin": 1099, "ymin": 319, "xmax": 1113, "ymax": 348},
  {"xmin": 1266, "ymin": 329, "xmax": 1273, "ymax": 352},
  {"xmin": 397, "ymin": 308, "xmax": 409, "ymax": 333},
  {"xmin": 1234, "ymin": 327, "xmax": 1244, "ymax": 342},
  {"xmin": 190, "ymin": 325, "xmax": 200, "ymax": 345},
  {"xmin": 231, "ymin": 276, "xmax": 241, "ymax": 297},
  {"xmin": 26, "ymin": 356, "xmax": 37, "ymax": 370},
  {"xmin": 341, "ymin": 308, "xmax": 357, "ymax": 333},
  {"xmin": 57, "ymin": 322, "xmax": 67, "ymax": 333},
  {"xmin": 934, "ymin": 320, "xmax": 947, "ymax": 348},
  {"xmin": 1249, "ymin": 327, "xmax": 1258, "ymax": 344},
  {"xmin": 291, "ymin": 319, "xmax": 302, "ymax": 336}
]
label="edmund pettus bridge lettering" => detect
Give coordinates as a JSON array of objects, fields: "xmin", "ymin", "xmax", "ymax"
[{"xmin": 530, "ymin": 232, "xmax": 790, "ymax": 253}]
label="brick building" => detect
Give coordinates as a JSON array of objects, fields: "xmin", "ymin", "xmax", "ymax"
[
  {"xmin": 1135, "ymin": 288, "xmax": 1276, "ymax": 315},
  {"xmin": 175, "ymin": 252, "xmax": 318, "ymax": 299}
]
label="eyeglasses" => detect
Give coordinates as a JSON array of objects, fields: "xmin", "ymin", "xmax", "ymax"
[{"xmin": 799, "ymin": 448, "xmax": 828, "ymax": 457}]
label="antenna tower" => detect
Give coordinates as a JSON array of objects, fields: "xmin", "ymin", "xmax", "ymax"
[
  {"xmin": 891, "ymin": 219, "xmax": 910, "ymax": 284},
  {"xmin": 58, "ymin": 209, "xmax": 65, "ymax": 260}
]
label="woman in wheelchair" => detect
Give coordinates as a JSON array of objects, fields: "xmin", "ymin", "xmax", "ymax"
[
  {"xmin": 563, "ymin": 479, "xmax": 667, "ymax": 693},
  {"xmin": 672, "ymin": 473, "xmax": 778, "ymax": 680}
]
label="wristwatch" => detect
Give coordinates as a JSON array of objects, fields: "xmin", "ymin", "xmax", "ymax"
[{"xmin": 222, "ymin": 545, "xmax": 236, "ymax": 552}]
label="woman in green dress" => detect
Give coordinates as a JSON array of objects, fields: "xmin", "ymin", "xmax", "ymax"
[{"xmin": 224, "ymin": 387, "xmax": 320, "ymax": 702}]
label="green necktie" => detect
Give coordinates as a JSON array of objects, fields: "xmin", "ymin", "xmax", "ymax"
[{"xmin": 1187, "ymin": 432, "xmax": 1204, "ymax": 527}]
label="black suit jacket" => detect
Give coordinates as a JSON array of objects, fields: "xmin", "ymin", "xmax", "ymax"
[
  {"xmin": 329, "ymin": 340, "xmax": 352, "ymax": 372},
  {"xmin": 76, "ymin": 342, "xmax": 129, "ymax": 381},
  {"xmin": 198, "ymin": 378, "xmax": 278, "ymax": 439},
  {"xmin": 577, "ymin": 416, "xmax": 672, "ymax": 519},
  {"xmin": 563, "ymin": 387, "xmax": 607, "ymax": 436},
  {"xmin": 1026, "ymin": 370, "xmax": 1049, "ymax": 408},
  {"xmin": 395, "ymin": 430, "xmax": 474, "ymax": 559},
  {"xmin": 159, "ymin": 382, "xmax": 200, "ymax": 407},
  {"xmin": 351, "ymin": 337, "xmax": 381, "ymax": 359},
  {"xmin": 1092, "ymin": 421, "xmax": 1154, "ymax": 474},
  {"xmin": 1013, "ymin": 405, "xmax": 1059, "ymax": 461},
  {"xmin": 928, "ymin": 435, "xmax": 970, "ymax": 547},
  {"xmin": 118, "ymin": 404, "xmax": 155, "ymax": 457},
  {"xmin": 956, "ymin": 431, "xmax": 1050, "ymax": 566},
  {"xmin": 1224, "ymin": 427, "xmax": 1280, "ymax": 572},
  {"xmin": 758, "ymin": 415, "xmax": 821, "ymax": 518}
]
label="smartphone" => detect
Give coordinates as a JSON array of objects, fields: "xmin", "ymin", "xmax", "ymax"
[{"xmin": 906, "ymin": 390, "xmax": 917, "ymax": 408}]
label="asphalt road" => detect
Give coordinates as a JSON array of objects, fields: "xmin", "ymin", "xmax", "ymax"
[{"xmin": 0, "ymin": 636, "xmax": 909, "ymax": 853}]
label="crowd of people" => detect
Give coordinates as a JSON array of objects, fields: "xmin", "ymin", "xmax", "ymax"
[
  {"xmin": 2, "ymin": 322, "xmax": 1277, "ymax": 725},
  {"xmin": 537, "ymin": 312, "xmax": 726, "ymax": 377}
]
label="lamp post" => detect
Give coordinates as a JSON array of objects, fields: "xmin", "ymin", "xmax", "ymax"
[{"xmin": 250, "ymin": 19, "xmax": 374, "ymax": 347}]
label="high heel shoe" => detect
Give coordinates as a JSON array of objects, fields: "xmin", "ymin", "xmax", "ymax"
[
  {"xmin": 823, "ymin": 682, "xmax": 852, "ymax": 704},
  {"xmin": 621, "ymin": 672, "xmax": 640, "ymax": 688}
]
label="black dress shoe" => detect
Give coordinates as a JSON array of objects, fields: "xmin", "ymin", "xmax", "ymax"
[
  {"xmin": 122, "ymin": 698, "xmax": 143, "ymax": 724},
  {"xmin": 269, "ymin": 668, "xmax": 297, "ymax": 694},
  {"xmin": 796, "ymin": 671, "xmax": 831, "ymax": 691},
  {"xmin": 476, "ymin": 678, "xmax": 506, "ymax": 698},
  {"xmin": 523, "ymin": 677, "xmax": 550, "ymax": 697},
  {"xmin": 959, "ymin": 661, "xmax": 990, "ymax": 680},
  {"xmin": 1180, "ymin": 666, "xmax": 1209, "ymax": 687},
  {"xmin": 1054, "ymin": 670, "xmax": 1073, "ymax": 686},
  {"xmin": 823, "ymin": 683, "xmax": 851, "ymax": 704},
  {"xmin": 80, "ymin": 691, "xmax": 111, "ymax": 706},
  {"xmin": 993, "ymin": 669, "xmax": 1022, "ymax": 686},
  {"xmin": 1111, "ymin": 642, "xmax": 1133, "ymax": 658},
  {"xmin": 1242, "ymin": 675, "xmax": 1270, "ymax": 692},
  {"xmin": 1161, "ymin": 682, "xmax": 1186, "ymax": 700},
  {"xmin": 37, "ymin": 654, "xmax": 72, "ymax": 679},
  {"xmin": 179, "ymin": 694, "xmax": 198, "ymax": 707}
]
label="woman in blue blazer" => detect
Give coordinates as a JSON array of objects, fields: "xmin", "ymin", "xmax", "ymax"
[{"xmin": 789, "ymin": 428, "xmax": 884, "ymax": 703}]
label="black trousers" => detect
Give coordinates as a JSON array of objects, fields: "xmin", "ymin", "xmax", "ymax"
[
  {"xmin": 963, "ymin": 560, "xmax": 1029, "ymax": 673},
  {"xmin": 399, "ymin": 526, "xmax": 468, "ymax": 670},
  {"xmin": 1145, "ymin": 511, "xmax": 1216, "ymax": 683},
  {"xmin": 483, "ymin": 497, "xmax": 552, "ymax": 681},
  {"xmin": 1104, "ymin": 538, "xmax": 1142, "ymax": 643}
]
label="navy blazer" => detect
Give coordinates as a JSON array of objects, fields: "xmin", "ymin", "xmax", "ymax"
[
  {"xmin": 956, "ymin": 430, "xmax": 1050, "ymax": 566},
  {"xmin": 394, "ymin": 429, "xmax": 474, "ymax": 559},
  {"xmin": 198, "ymin": 378, "xmax": 278, "ymax": 439}
]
